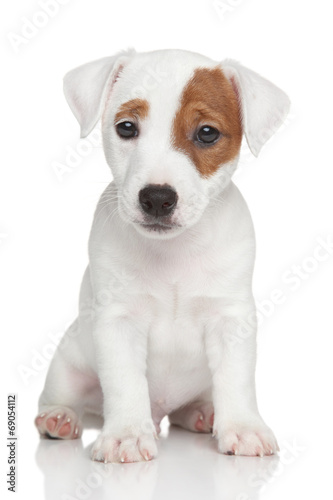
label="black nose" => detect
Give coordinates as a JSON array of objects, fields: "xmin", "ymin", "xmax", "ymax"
[{"xmin": 139, "ymin": 184, "xmax": 178, "ymax": 217}]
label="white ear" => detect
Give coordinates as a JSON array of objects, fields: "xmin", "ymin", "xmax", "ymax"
[
  {"xmin": 63, "ymin": 50, "xmax": 135, "ymax": 138},
  {"xmin": 222, "ymin": 60, "xmax": 290, "ymax": 156}
]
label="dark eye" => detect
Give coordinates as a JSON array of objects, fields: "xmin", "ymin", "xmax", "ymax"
[
  {"xmin": 116, "ymin": 121, "xmax": 138, "ymax": 139},
  {"xmin": 196, "ymin": 125, "xmax": 220, "ymax": 145}
]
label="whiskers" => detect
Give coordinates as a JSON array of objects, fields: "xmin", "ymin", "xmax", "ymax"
[
  {"xmin": 94, "ymin": 188, "xmax": 136, "ymax": 234},
  {"xmin": 99, "ymin": 204, "xmax": 121, "ymax": 233},
  {"xmin": 94, "ymin": 191, "xmax": 121, "ymax": 223},
  {"xmin": 209, "ymin": 191, "xmax": 230, "ymax": 211}
]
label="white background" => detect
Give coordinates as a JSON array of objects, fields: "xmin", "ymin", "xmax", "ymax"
[{"xmin": 1, "ymin": 0, "xmax": 333, "ymax": 499}]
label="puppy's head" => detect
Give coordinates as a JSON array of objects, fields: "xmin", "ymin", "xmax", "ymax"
[{"xmin": 64, "ymin": 49, "xmax": 290, "ymax": 239}]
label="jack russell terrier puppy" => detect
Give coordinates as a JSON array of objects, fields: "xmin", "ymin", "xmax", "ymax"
[{"xmin": 35, "ymin": 48, "xmax": 290, "ymax": 463}]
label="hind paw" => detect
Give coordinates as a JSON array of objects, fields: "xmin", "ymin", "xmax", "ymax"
[
  {"xmin": 169, "ymin": 401, "xmax": 214, "ymax": 433},
  {"xmin": 35, "ymin": 406, "xmax": 82, "ymax": 439}
]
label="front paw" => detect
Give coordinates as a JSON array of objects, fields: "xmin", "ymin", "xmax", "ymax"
[
  {"xmin": 215, "ymin": 422, "xmax": 279, "ymax": 457},
  {"xmin": 91, "ymin": 432, "xmax": 158, "ymax": 464}
]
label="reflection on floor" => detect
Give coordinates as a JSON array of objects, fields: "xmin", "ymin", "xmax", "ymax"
[{"xmin": 35, "ymin": 415, "xmax": 280, "ymax": 500}]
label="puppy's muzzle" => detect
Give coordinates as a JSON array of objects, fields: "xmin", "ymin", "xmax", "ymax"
[{"xmin": 139, "ymin": 184, "xmax": 178, "ymax": 218}]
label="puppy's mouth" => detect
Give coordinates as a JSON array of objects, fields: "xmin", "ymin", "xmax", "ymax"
[
  {"xmin": 140, "ymin": 222, "xmax": 174, "ymax": 232},
  {"xmin": 131, "ymin": 216, "xmax": 182, "ymax": 236}
]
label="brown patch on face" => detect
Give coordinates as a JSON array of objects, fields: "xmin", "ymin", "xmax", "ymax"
[
  {"xmin": 114, "ymin": 98, "xmax": 149, "ymax": 124},
  {"xmin": 171, "ymin": 67, "xmax": 242, "ymax": 177}
]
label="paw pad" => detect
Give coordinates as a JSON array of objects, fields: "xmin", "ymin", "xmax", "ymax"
[{"xmin": 35, "ymin": 406, "xmax": 82, "ymax": 440}]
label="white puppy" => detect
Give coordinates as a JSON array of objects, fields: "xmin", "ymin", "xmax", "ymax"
[{"xmin": 35, "ymin": 49, "xmax": 290, "ymax": 463}]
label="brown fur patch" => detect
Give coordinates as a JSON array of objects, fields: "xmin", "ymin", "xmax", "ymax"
[
  {"xmin": 114, "ymin": 98, "xmax": 149, "ymax": 124},
  {"xmin": 171, "ymin": 67, "xmax": 242, "ymax": 177}
]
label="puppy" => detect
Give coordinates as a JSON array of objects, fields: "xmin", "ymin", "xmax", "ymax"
[{"xmin": 35, "ymin": 49, "xmax": 290, "ymax": 463}]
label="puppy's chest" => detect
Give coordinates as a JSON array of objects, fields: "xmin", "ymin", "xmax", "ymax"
[
  {"xmin": 146, "ymin": 283, "xmax": 211, "ymax": 406},
  {"xmin": 116, "ymin": 256, "xmax": 218, "ymax": 405},
  {"xmin": 149, "ymin": 282, "xmax": 206, "ymax": 345},
  {"xmin": 141, "ymin": 264, "xmax": 215, "ymax": 362},
  {"xmin": 111, "ymin": 248, "xmax": 226, "ymax": 345},
  {"xmin": 144, "ymin": 253, "xmax": 224, "ymax": 304},
  {"xmin": 123, "ymin": 252, "xmax": 224, "ymax": 330}
]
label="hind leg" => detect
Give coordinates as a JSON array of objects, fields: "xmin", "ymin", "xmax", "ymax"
[
  {"xmin": 35, "ymin": 347, "xmax": 101, "ymax": 440},
  {"xmin": 35, "ymin": 405, "xmax": 82, "ymax": 439},
  {"xmin": 169, "ymin": 390, "xmax": 214, "ymax": 433}
]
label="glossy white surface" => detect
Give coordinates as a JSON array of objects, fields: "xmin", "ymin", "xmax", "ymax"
[
  {"xmin": 36, "ymin": 418, "xmax": 281, "ymax": 500},
  {"xmin": 16, "ymin": 407, "xmax": 332, "ymax": 500}
]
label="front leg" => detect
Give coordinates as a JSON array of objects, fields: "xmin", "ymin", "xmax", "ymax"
[
  {"xmin": 205, "ymin": 303, "xmax": 278, "ymax": 457},
  {"xmin": 91, "ymin": 313, "xmax": 157, "ymax": 463}
]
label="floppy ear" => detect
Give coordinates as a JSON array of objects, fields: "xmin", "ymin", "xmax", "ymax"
[
  {"xmin": 222, "ymin": 60, "xmax": 290, "ymax": 156},
  {"xmin": 63, "ymin": 50, "xmax": 135, "ymax": 138}
]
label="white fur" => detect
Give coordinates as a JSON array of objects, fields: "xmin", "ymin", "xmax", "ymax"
[{"xmin": 36, "ymin": 49, "xmax": 289, "ymax": 462}]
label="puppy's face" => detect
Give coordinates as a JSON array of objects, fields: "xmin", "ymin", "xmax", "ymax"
[
  {"xmin": 101, "ymin": 51, "xmax": 242, "ymax": 240},
  {"xmin": 64, "ymin": 49, "xmax": 290, "ymax": 240}
]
